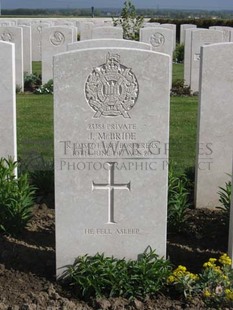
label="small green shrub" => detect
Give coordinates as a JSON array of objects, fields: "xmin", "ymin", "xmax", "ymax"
[
  {"xmin": 34, "ymin": 79, "xmax": 53, "ymax": 94},
  {"xmin": 113, "ymin": 0, "xmax": 144, "ymax": 41},
  {"xmin": 217, "ymin": 178, "xmax": 232, "ymax": 223},
  {"xmin": 173, "ymin": 44, "xmax": 184, "ymax": 63},
  {"xmin": 24, "ymin": 72, "xmax": 42, "ymax": 92},
  {"xmin": 60, "ymin": 247, "xmax": 172, "ymax": 300},
  {"xmin": 0, "ymin": 158, "xmax": 35, "ymax": 235},
  {"xmin": 168, "ymin": 165, "xmax": 190, "ymax": 232},
  {"xmin": 29, "ymin": 159, "xmax": 54, "ymax": 195},
  {"xmin": 16, "ymin": 84, "xmax": 22, "ymax": 94},
  {"xmin": 171, "ymin": 79, "xmax": 191, "ymax": 96}
]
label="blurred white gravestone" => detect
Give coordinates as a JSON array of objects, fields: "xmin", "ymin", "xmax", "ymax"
[
  {"xmin": 180, "ymin": 24, "xmax": 197, "ymax": 44},
  {"xmin": 190, "ymin": 29, "xmax": 223, "ymax": 93},
  {"xmin": 54, "ymin": 48, "xmax": 170, "ymax": 275},
  {"xmin": 79, "ymin": 22, "xmax": 94, "ymax": 40},
  {"xmin": 42, "ymin": 26, "xmax": 74, "ymax": 83},
  {"xmin": 209, "ymin": 26, "xmax": 232, "ymax": 42},
  {"xmin": 67, "ymin": 39, "xmax": 152, "ymax": 51},
  {"xmin": 31, "ymin": 23, "xmax": 50, "ymax": 61},
  {"xmin": 140, "ymin": 27, "xmax": 173, "ymax": 57},
  {"xmin": 0, "ymin": 41, "xmax": 17, "ymax": 161},
  {"xmin": 92, "ymin": 26, "xmax": 123, "ymax": 39},
  {"xmin": 0, "ymin": 26, "xmax": 24, "ymax": 91},
  {"xmin": 195, "ymin": 42, "xmax": 233, "ymax": 208},
  {"xmin": 21, "ymin": 25, "xmax": 32, "ymax": 74},
  {"xmin": 160, "ymin": 24, "xmax": 176, "ymax": 50}
]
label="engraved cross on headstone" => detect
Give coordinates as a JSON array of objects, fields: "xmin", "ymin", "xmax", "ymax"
[{"xmin": 92, "ymin": 162, "xmax": 131, "ymax": 224}]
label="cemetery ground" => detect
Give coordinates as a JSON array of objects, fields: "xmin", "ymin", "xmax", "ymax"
[{"xmin": 0, "ymin": 63, "xmax": 231, "ymax": 309}]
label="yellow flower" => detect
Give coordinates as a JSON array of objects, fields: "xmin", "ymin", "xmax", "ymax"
[
  {"xmin": 225, "ymin": 289, "xmax": 233, "ymax": 301},
  {"xmin": 188, "ymin": 272, "xmax": 198, "ymax": 281},
  {"xmin": 167, "ymin": 275, "xmax": 175, "ymax": 283},
  {"xmin": 203, "ymin": 289, "xmax": 211, "ymax": 298},
  {"xmin": 203, "ymin": 261, "xmax": 214, "ymax": 268},
  {"xmin": 177, "ymin": 265, "xmax": 187, "ymax": 272},
  {"xmin": 219, "ymin": 253, "xmax": 232, "ymax": 266},
  {"xmin": 209, "ymin": 258, "xmax": 217, "ymax": 264}
]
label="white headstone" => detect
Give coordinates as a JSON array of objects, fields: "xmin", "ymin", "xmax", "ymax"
[
  {"xmin": 160, "ymin": 24, "xmax": 176, "ymax": 49},
  {"xmin": 190, "ymin": 29, "xmax": 223, "ymax": 93},
  {"xmin": 31, "ymin": 23, "xmax": 50, "ymax": 61},
  {"xmin": 184, "ymin": 28, "xmax": 204, "ymax": 86},
  {"xmin": 92, "ymin": 26, "xmax": 123, "ymax": 39},
  {"xmin": 140, "ymin": 27, "xmax": 173, "ymax": 57},
  {"xmin": 54, "ymin": 48, "xmax": 170, "ymax": 275},
  {"xmin": 180, "ymin": 24, "xmax": 197, "ymax": 44},
  {"xmin": 21, "ymin": 25, "xmax": 32, "ymax": 74},
  {"xmin": 195, "ymin": 42, "xmax": 233, "ymax": 208},
  {"xmin": 0, "ymin": 26, "xmax": 24, "ymax": 91},
  {"xmin": 209, "ymin": 26, "xmax": 232, "ymax": 42},
  {"xmin": 67, "ymin": 39, "xmax": 152, "ymax": 51},
  {"xmin": 80, "ymin": 22, "xmax": 94, "ymax": 41},
  {"xmin": 144, "ymin": 22, "xmax": 160, "ymax": 27},
  {"xmin": 0, "ymin": 41, "xmax": 17, "ymax": 161},
  {"xmin": 0, "ymin": 21, "xmax": 16, "ymax": 27},
  {"xmin": 42, "ymin": 26, "xmax": 74, "ymax": 83}
]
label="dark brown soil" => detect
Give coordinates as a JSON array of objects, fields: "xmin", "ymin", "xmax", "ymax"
[{"xmin": 0, "ymin": 202, "xmax": 230, "ymax": 309}]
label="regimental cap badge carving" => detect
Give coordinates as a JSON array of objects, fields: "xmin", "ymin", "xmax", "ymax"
[
  {"xmin": 50, "ymin": 31, "xmax": 65, "ymax": 46},
  {"xmin": 85, "ymin": 52, "xmax": 139, "ymax": 118},
  {"xmin": 150, "ymin": 32, "xmax": 165, "ymax": 47},
  {"xmin": 0, "ymin": 32, "xmax": 13, "ymax": 42}
]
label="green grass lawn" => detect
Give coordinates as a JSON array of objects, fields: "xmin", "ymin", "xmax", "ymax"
[
  {"xmin": 17, "ymin": 94, "xmax": 53, "ymax": 169},
  {"xmin": 170, "ymin": 96, "xmax": 198, "ymax": 175},
  {"xmin": 32, "ymin": 61, "xmax": 42, "ymax": 76},
  {"xmin": 17, "ymin": 63, "xmax": 198, "ymax": 175},
  {"xmin": 172, "ymin": 63, "xmax": 184, "ymax": 83}
]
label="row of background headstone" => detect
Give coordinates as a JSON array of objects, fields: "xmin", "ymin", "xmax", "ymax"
[{"xmin": 0, "ymin": 20, "xmax": 177, "ymax": 85}]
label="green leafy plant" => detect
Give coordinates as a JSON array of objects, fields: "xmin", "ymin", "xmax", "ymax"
[
  {"xmin": 29, "ymin": 158, "xmax": 54, "ymax": 196},
  {"xmin": 24, "ymin": 72, "xmax": 42, "ymax": 92},
  {"xmin": 168, "ymin": 164, "xmax": 191, "ymax": 232},
  {"xmin": 171, "ymin": 79, "xmax": 191, "ymax": 96},
  {"xmin": 16, "ymin": 84, "xmax": 22, "ymax": 94},
  {"xmin": 173, "ymin": 43, "xmax": 184, "ymax": 63},
  {"xmin": 216, "ymin": 179, "xmax": 232, "ymax": 222},
  {"xmin": 60, "ymin": 247, "xmax": 172, "ymax": 300},
  {"xmin": 34, "ymin": 79, "xmax": 53, "ymax": 94},
  {"xmin": 113, "ymin": 0, "xmax": 144, "ymax": 41},
  {"xmin": 0, "ymin": 158, "xmax": 35, "ymax": 235}
]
